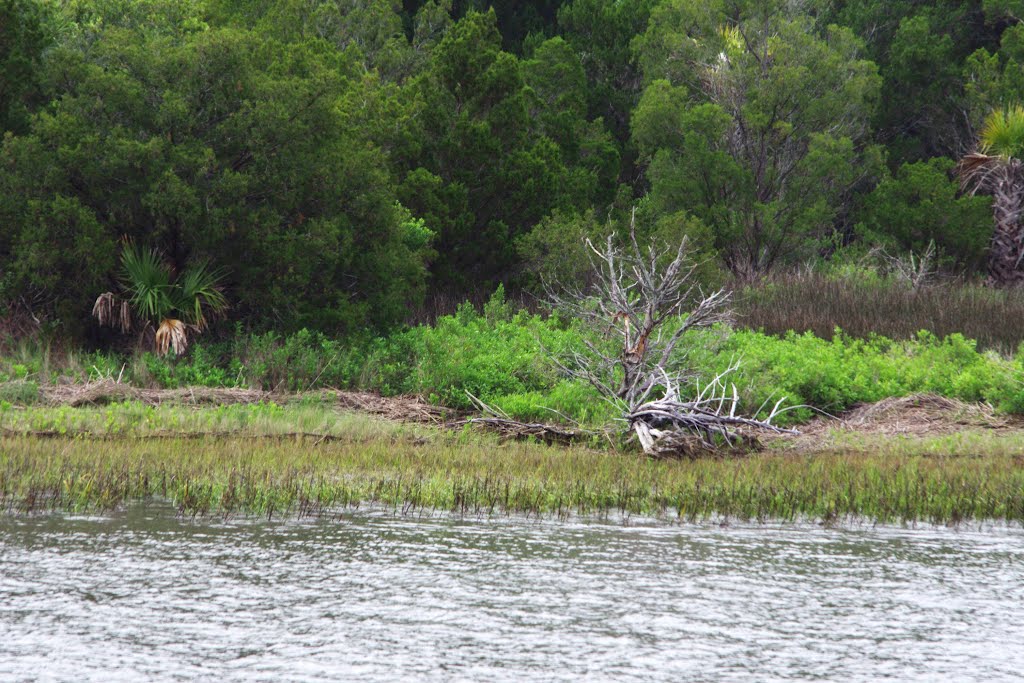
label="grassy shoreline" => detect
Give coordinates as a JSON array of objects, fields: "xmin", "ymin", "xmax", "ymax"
[{"xmin": 2, "ymin": 402, "xmax": 1023, "ymax": 525}]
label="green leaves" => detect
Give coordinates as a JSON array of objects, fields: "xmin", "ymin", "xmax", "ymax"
[
  {"xmin": 175, "ymin": 260, "xmax": 229, "ymax": 331},
  {"xmin": 0, "ymin": 0, "xmax": 50, "ymax": 134},
  {"xmin": 632, "ymin": 2, "xmax": 881, "ymax": 276},
  {"xmin": 856, "ymin": 158, "xmax": 992, "ymax": 269},
  {"xmin": 120, "ymin": 243, "xmax": 174, "ymax": 323},
  {"xmin": 119, "ymin": 243, "xmax": 229, "ymax": 330},
  {"xmin": 979, "ymin": 105, "xmax": 1024, "ymax": 158}
]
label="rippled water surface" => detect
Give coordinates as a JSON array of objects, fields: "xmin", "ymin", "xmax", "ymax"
[{"xmin": 1, "ymin": 507, "xmax": 1023, "ymax": 682}]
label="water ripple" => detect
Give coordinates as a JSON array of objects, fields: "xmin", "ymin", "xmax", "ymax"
[{"xmin": 1, "ymin": 508, "xmax": 1022, "ymax": 682}]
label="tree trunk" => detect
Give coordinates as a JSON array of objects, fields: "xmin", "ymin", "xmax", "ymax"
[{"xmin": 987, "ymin": 165, "xmax": 1024, "ymax": 287}]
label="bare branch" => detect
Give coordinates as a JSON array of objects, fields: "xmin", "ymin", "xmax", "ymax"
[{"xmin": 539, "ymin": 212, "xmax": 799, "ymax": 456}]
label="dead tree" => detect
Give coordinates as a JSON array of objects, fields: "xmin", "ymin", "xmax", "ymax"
[{"xmin": 546, "ymin": 210, "xmax": 797, "ymax": 456}]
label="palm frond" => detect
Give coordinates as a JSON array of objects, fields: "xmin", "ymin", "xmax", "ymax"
[
  {"xmin": 154, "ymin": 318, "xmax": 188, "ymax": 356},
  {"xmin": 957, "ymin": 152, "xmax": 999, "ymax": 194},
  {"xmin": 979, "ymin": 105, "xmax": 1024, "ymax": 159},
  {"xmin": 174, "ymin": 260, "xmax": 228, "ymax": 331},
  {"xmin": 119, "ymin": 300, "xmax": 132, "ymax": 334},
  {"xmin": 93, "ymin": 292, "xmax": 116, "ymax": 328},
  {"xmin": 120, "ymin": 243, "xmax": 174, "ymax": 323}
]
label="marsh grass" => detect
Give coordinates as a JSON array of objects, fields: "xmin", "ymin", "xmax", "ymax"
[
  {"xmin": 0, "ymin": 401, "xmax": 419, "ymax": 441},
  {"xmin": 737, "ymin": 274, "xmax": 1024, "ymax": 353},
  {"xmin": 2, "ymin": 404, "xmax": 1023, "ymax": 524}
]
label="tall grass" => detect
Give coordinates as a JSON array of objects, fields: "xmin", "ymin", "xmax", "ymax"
[
  {"xmin": 736, "ymin": 273, "xmax": 1024, "ymax": 353},
  {"xmin": 3, "ymin": 431, "xmax": 1023, "ymax": 524},
  {"xmin": 2, "ymin": 404, "xmax": 1024, "ymax": 524},
  {"xmin": 0, "ymin": 401, "xmax": 420, "ymax": 441}
]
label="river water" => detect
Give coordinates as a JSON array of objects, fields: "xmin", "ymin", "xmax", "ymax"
[{"xmin": 1, "ymin": 507, "xmax": 1022, "ymax": 682}]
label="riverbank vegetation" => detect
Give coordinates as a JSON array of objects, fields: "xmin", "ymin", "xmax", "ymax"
[
  {"xmin": 2, "ymin": 401, "xmax": 1023, "ymax": 524},
  {"xmin": 5, "ymin": 286, "xmax": 1024, "ymax": 424},
  {"xmin": 3, "ymin": 0, "xmax": 1024, "ymax": 519},
  {"xmin": 7, "ymin": 0, "xmax": 1024, "ymax": 339}
]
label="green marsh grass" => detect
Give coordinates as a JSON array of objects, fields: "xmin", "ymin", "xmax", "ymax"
[{"xmin": 2, "ymin": 403, "xmax": 1023, "ymax": 524}]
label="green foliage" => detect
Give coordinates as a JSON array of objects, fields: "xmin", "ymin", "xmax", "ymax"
[
  {"xmin": 394, "ymin": 8, "xmax": 609, "ymax": 291},
  {"xmin": 141, "ymin": 344, "xmax": 238, "ymax": 388},
  {"xmin": 0, "ymin": 7, "xmax": 431, "ymax": 336},
  {"xmin": 557, "ymin": 0, "xmax": 656, "ymax": 148},
  {"xmin": 856, "ymin": 158, "xmax": 992, "ymax": 269},
  {"xmin": 0, "ymin": 195, "xmax": 117, "ymax": 337},
  {"xmin": 632, "ymin": 4, "xmax": 883, "ymax": 275},
  {"xmin": 0, "ymin": 380, "xmax": 39, "ymax": 405},
  {"xmin": 364, "ymin": 287, "xmax": 585, "ymax": 409},
  {"xmin": 229, "ymin": 328, "xmax": 349, "ymax": 391},
  {"xmin": 979, "ymin": 105, "xmax": 1024, "ymax": 157},
  {"xmin": 120, "ymin": 244, "xmax": 174, "ymax": 323},
  {"xmin": 0, "ymin": 0, "xmax": 50, "ymax": 134},
  {"xmin": 517, "ymin": 201, "xmax": 721, "ymax": 292},
  {"xmin": 7, "ymin": 0, "xmax": 1024, "ymax": 343},
  {"xmin": 685, "ymin": 329, "xmax": 1023, "ymax": 422}
]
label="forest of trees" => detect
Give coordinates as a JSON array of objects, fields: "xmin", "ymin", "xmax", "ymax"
[{"xmin": 3, "ymin": 0, "xmax": 1024, "ymax": 341}]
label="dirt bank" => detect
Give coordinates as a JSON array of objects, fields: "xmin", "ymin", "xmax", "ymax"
[
  {"xmin": 28, "ymin": 382, "xmax": 1024, "ymax": 450},
  {"xmin": 38, "ymin": 379, "xmax": 457, "ymax": 424},
  {"xmin": 776, "ymin": 393, "xmax": 1024, "ymax": 451}
]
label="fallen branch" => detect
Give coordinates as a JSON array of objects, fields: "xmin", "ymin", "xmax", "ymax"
[
  {"xmin": 455, "ymin": 391, "xmax": 597, "ymax": 445},
  {"xmin": 454, "ymin": 417, "xmax": 590, "ymax": 445},
  {"xmin": 627, "ymin": 368, "xmax": 799, "ymax": 457}
]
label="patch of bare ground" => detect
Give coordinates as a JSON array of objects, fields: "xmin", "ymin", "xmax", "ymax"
[
  {"xmin": 775, "ymin": 393, "xmax": 1024, "ymax": 451},
  {"xmin": 38, "ymin": 380, "xmax": 457, "ymax": 424}
]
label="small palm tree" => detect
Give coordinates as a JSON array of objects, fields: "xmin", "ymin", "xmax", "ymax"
[
  {"xmin": 958, "ymin": 105, "xmax": 1024, "ymax": 286},
  {"xmin": 93, "ymin": 243, "xmax": 228, "ymax": 355}
]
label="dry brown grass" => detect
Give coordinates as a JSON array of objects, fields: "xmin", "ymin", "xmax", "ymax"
[
  {"xmin": 736, "ymin": 273, "xmax": 1024, "ymax": 353},
  {"xmin": 774, "ymin": 393, "xmax": 1024, "ymax": 453},
  {"xmin": 35, "ymin": 379, "xmax": 459, "ymax": 424}
]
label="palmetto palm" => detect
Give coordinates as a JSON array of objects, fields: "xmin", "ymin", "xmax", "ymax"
[
  {"xmin": 93, "ymin": 244, "xmax": 227, "ymax": 355},
  {"xmin": 958, "ymin": 106, "xmax": 1024, "ymax": 285}
]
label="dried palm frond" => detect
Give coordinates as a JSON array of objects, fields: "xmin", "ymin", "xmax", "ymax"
[
  {"xmin": 956, "ymin": 152, "xmax": 997, "ymax": 194},
  {"xmin": 92, "ymin": 292, "xmax": 133, "ymax": 333},
  {"xmin": 92, "ymin": 292, "xmax": 116, "ymax": 327},
  {"xmin": 155, "ymin": 318, "xmax": 188, "ymax": 356},
  {"xmin": 118, "ymin": 300, "xmax": 132, "ymax": 334}
]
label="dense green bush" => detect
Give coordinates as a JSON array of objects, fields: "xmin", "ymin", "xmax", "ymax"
[
  {"xmin": 0, "ymin": 380, "xmax": 39, "ymax": 405},
  {"xmin": 855, "ymin": 158, "xmax": 992, "ymax": 269},
  {"xmin": 363, "ymin": 287, "xmax": 587, "ymax": 408},
  {"xmin": 685, "ymin": 329, "xmax": 1023, "ymax": 422},
  {"xmin": 5, "ymin": 285, "xmax": 1024, "ymax": 426}
]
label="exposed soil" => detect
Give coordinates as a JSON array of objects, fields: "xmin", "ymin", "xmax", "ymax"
[
  {"xmin": 777, "ymin": 393, "xmax": 1024, "ymax": 451},
  {"xmin": 38, "ymin": 380, "xmax": 458, "ymax": 425}
]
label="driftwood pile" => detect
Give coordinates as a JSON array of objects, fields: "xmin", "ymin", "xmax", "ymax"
[
  {"xmin": 454, "ymin": 393, "xmax": 596, "ymax": 446},
  {"xmin": 627, "ymin": 371, "xmax": 798, "ymax": 456}
]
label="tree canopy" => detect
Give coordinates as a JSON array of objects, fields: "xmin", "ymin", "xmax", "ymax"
[{"xmin": 4, "ymin": 0, "xmax": 1024, "ymax": 339}]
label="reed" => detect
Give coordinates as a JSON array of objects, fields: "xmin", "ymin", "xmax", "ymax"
[
  {"xmin": 736, "ymin": 274, "xmax": 1024, "ymax": 353},
  {"xmin": 2, "ymin": 404, "xmax": 1023, "ymax": 524}
]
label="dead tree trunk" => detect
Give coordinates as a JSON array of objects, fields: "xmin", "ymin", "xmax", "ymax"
[{"xmin": 546, "ymin": 209, "xmax": 797, "ymax": 456}]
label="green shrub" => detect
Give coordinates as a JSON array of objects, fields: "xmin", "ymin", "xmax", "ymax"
[
  {"xmin": 361, "ymin": 289, "xmax": 583, "ymax": 409},
  {"xmin": 0, "ymin": 380, "xmax": 39, "ymax": 404},
  {"xmin": 685, "ymin": 329, "xmax": 1023, "ymax": 422},
  {"xmin": 492, "ymin": 380, "xmax": 612, "ymax": 425}
]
